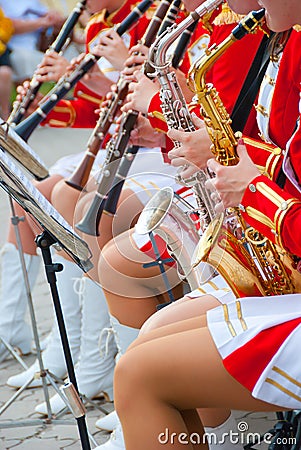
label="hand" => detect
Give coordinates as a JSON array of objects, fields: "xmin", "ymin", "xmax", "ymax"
[
  {"xmin": 121, "ymin": 70, "xmax": 159, "ymax": 115},
  {"xmin": 81, "ymin": 70, "xmax": 114, "ymax": 96},
  {"xmin": 15, "ymin": 81, "xmax": 44, "ymax": 115},
  {"xmin": 92, "ymin": 29, "xmax": 129, "ymax": 71},
  {"xmin": 205, "ymin": 140, "xmax": 260, "ymax": 212},
  {"xmin": 167, "ymin": 113, "xmax": 212, "ymax": 173},
  {"xmin": 40, "ymin": 10, "xmax": 64, "ymax": 29},
  {"xmin": 67, "ymin": 54, "xmax": 113, "ymax": 96},
  {"xmin": 35, "ymin": 51, "xmax": 69, "ymax": 82},
  {"xmin": 122, "ymin": 43, "xmax": 149, "ymax": 77},
  {"xmin": 129, "ymin": 114, "xmax": 165, "ymax": 148}
]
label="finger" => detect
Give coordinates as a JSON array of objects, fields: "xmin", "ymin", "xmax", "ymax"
[
  {"xmin": 167, "ymin": 147, "xmax": 186, "ymax": 159},
  {"xmin": 121, "ymin": 101, "xmax": 132, "ymax": 113},
  {"xmin": 191, "ymin": 112, "xmax": 205, "ymax": 129},
  {"xmin": 170, "ymin": 157, "xmax": 189, "ymax": 168},
  {"xmin": 236, "ymin": 139, "xmax": 248, "ymax": 159},
  {"xmin": 180, "ymin": 164, "xmax": 199, "ymax": 179},
  {"xmin": 128, "ymin": 81, "xmax": 137, "ymax": 93},
  {"xmin": 133, "ymin": 69, "xmax": 144, "ymax": 81},
  {"xmin": 206, "ymin": 158, "xmax": 220, "ymax": 173},
  {"xmin": 167, "ymin": 127, "xmax": 186, "ymax": 142}
]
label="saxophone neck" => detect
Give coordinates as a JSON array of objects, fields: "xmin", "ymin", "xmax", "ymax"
[
  {"xmin": 149, "ymin": 0, "xmax": 223, "ymax": 71},
  {"xmin": 189, "ymin": 8, "xmax": 265, "ymax": 95},
  {"xmin": 188, "ymin": 34, "xmax": 234, "ymax": 96}
]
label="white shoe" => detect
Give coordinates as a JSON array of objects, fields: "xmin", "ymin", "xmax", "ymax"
[
  {"xmin": 7, "ymin": 256, "xmax": 82, "ymax": 388},
  {"xmin": 96, "ymin": 410, "xmax": 119, "ymax": 431},
  {"xmin": 94, "ymin": 423, "xmax": 125, "ymax": 449},
  {"xmin": 35, "ymin": 278, "xmax": 117, "ymax": 415},
  {"xmin": 0, "ymin": 243, "xmax": 40, "ymax": 362},
  {"xmin": 6, "ymin": 359, "xmax": 52, "ymax": 388}
]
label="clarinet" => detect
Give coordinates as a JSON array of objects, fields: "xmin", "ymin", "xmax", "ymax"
[
  {"xmin": 8, "ymin": 0, "xmax": 87, "ymax": 126},
  {"xmin": 103, "ymin": 18, "xmax": 200, "ymax": 217},
  {"xmin": 76, "ymin": 111, "xmax": 139, "ymax": 235},
  {"xmin": 65, "ymin": 0, "xmax": 175, "ymax": 191},
  {"xmin": 13, "ymin": 0, "xmax": 153, "ymax": 143},
  {"xmin": 74, "ymin": 0, "xmax": 184, "ymax": 235}
]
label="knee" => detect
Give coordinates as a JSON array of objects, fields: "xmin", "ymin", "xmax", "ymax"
[
  {"xmin": 98, "ymin": 239, "xmax": 123, "ymax": 287},
  {"xmin": 114, "ymin": 351, "xmax": 145, "ymax": 415},
  {"xmin": 51, "ymin": 179, "xmax": 79, "ymax": 208},
  {"xmin": 140, "ymin": 312, "xmax": 165, "ymax": 335}
]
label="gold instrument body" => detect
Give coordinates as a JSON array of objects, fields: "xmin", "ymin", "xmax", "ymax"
[{"xmin": 190, "ymin": 10, "xmax": 299, "ymax": 297}]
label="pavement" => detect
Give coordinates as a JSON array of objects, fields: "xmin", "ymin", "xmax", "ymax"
[{"xmin": 0, "ymin": 127, "xmax": 284, "ymax": 449}]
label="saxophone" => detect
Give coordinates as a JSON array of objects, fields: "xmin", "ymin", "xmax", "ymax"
[
  {"xmin": 136, "ymin": 0, "xmax": 224, "ymax": 289},
  {"xmin": 189, "ymin": 9, "xmax": 300, "ymax": 297}
]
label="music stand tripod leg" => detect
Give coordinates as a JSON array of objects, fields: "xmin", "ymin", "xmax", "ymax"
[
  {"xmin": 35, "ymin": 230, "xmax": 91, "ymax": 450},
  {"xmin": 6, "ymin": 196, "xmax": 53, "ymax": 415}
]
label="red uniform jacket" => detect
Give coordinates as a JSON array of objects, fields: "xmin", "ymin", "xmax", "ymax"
[
  {"xmin": 239, "ymin": 30, "xmax": 301, "ymax": 258},
  {"xmin": 42, "ymin": 0, "xmax": 152, "ymax": 128},
  {"xmin": 147, "ymin": 5, "xmax": 264, "ymax": 158}
]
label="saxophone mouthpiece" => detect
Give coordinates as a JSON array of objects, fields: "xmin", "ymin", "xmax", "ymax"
[{"xmin": 232, "ymin": 8, "xmax": 265, "ymax": 41}]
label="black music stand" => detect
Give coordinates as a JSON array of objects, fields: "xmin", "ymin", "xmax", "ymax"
[{"xmin": 0, "ymin": 148, "xmax": 93, "ymax": 450}]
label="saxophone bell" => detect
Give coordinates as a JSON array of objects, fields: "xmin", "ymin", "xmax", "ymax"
[{"xmin": 136, "ymin": 187, "xmax": 215, "ymax": 290}]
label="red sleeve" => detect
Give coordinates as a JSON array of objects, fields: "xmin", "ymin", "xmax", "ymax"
[
  {"xmin": 41, "ymin": 82, "xmax": 102, "ymax": 128},
  {"xmin": 239, "ymin": 175, "xmax": 301, "ymax": 257}
]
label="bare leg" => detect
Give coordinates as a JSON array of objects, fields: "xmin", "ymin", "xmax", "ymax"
[
  {"xmin": 129, "ymin": 310, "xmax": 232, "ymax": 428},
  {"xmin": 98, "ymin": 228, "xmax": 183, "ymax": 328},
  {"xmin": 141, "ymin": 294, "xmax": 221, "ymax": 334},
  {"xmin": 51, "ymin": 178, "xmax": 81, "ymax": 226},
  {"xmin": 71, "ymin": 187, "xmax": 146, "ymax": 281},
  {"xmin": 115, "ymin": 321, "xmax": 281, "ymax": 450}
]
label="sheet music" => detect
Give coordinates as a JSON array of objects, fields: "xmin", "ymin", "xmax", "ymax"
[
  {"xmin": 0, "ymin": 123, "xmax": 49, "ymax": 179},
  {"xmin": 0, "ymin": 149, "xmax": 92, "ymax": 271}
]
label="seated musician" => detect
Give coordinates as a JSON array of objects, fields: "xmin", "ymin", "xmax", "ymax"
[
  {"xmin": 1, "ymin": 0, "xmax": 150, "ymax": 405},
  {"xmin": 110, "ymin": 0, "xmax": 301, "ymax": 449}
]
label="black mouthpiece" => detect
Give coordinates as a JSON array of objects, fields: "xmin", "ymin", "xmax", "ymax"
[{"xmin": 232, "ymin": 8, "xmax": 265, "ymax": 41}]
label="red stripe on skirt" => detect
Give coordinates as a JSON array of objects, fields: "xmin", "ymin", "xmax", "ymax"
[{"xmin": 223, "ymin": 317, "xmax": 301, "ymax": 391}]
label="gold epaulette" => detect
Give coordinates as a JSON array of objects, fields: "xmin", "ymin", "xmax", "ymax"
[
  {"xmin": 213, "ymin": 2, "xmax": 244, "ymax": 26},
  {"xmin": 201, "ymin": 11, "xmax": 214, "ymax": 34},
  {"xmin": 87, "ymin": 10, "xmax": 107, "ymax": 27}
]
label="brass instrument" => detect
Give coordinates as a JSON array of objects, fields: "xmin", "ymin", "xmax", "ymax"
[
  {"xmin": 65, "ymin": 0, "xmax": 176, "ymax": 191},
  {"xmin": 103, "ymin": 2, "xmax": 200, "ymax": 218},
  {"xmin": 136, "ymin": 187, "xmax": 214, "ymax": 290},
  {"xmin": 135, "ymin": 0, "xmax": 225, "ymax": 290},
  {"xmin": 190, "ymin": 9, "xmax": 299, "ymax": 296},
  {"xmin": 8, "ymin": 0, "xmax": 87, "ymax": 126}
]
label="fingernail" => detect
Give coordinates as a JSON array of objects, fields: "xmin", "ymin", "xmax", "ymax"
[{"xmin": 237, "ymin": 137, "xmax": 244, "ymax": 145}]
